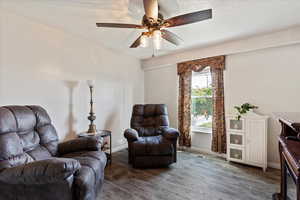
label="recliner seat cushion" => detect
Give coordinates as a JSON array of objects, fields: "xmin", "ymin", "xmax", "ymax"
[
  {"xmin": 132, "ymin": 135, "xmax": 173, "ymax": 156},
  {"xmin": 62, "ymin": 151, "xmax": 107, "ymax": 200}
]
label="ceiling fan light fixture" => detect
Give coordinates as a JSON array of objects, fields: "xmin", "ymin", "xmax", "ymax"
[
  {"xmin": 152, "ymin": 30, "xmax": 162, "ymax": 50},
  {"xmin": 140, "ymin": 34, "xmax": 149, "ymax": 48}
]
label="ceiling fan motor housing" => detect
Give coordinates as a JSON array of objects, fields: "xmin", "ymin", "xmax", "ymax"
[{"xmin": 142, "ymin": 13, "xmax": 164, "ymax": 30}]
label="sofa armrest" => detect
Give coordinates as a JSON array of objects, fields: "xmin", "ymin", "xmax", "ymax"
[
  {"xmin": 161, "ymin": 128, "xmax": 180, "ymax": 141},
  {"xmin": 58, "ymin": 136, "xmax": 103, "ymax": 155},
  {"xmin": 124, "ymin": 128, "xmax": 139, "ymax": 142},
  {"xmin": 0, "ymin": 158, "xmax": 81, "ymax": 185}
]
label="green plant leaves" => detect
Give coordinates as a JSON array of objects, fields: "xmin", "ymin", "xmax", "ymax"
[{"xmin": 234, "ymin": 103, "xmax": 258, "ymax": 120}]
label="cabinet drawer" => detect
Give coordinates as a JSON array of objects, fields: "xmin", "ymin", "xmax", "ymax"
[
  {"xmin": 228, "ymin": 118, "xmax": 245, "ymax": 132},
  {"xmin": 229, "ymin": 148, "xmax": 244, "ymax": 161},
  {"xmin": 229, "ymin": 133, "xmax": 243, "ymax": 146}
]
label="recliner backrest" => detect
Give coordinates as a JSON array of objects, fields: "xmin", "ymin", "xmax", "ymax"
[
  {"xmin": 130, "ymin": 104, "xmax": 169, "ymax": 137},
  {"xmin": 0, "ymin": 106, "xmax": 59, "ymax": 171}
]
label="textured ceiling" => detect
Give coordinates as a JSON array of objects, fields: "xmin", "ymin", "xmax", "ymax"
[{"xmin": 2, "ymin": 0, "xmax": 300, "ymax": 59}]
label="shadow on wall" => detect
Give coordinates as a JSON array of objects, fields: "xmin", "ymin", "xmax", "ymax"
[
  {"xmin": 63, "ymin": 80, "xmax": 79, "ymax": 141},
  {"xmin": 103, "ymin": 110, "xmax": 118, "ymax": 131},
  {"xmin": 103, "ymin": 109, "xmax": 122, "ymax": 147}
]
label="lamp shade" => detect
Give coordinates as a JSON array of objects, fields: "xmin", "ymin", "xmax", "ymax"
[
  {"xmin": 152, "ymin": 30, "xmax": 162, "ymax": 50},
  {"xmin": 140, "ymin": 34, "xmax": 149, "ymax": 48},
  {"xmin": 87, "ymin": 80, "xmax": 95, "ymax": 87}
]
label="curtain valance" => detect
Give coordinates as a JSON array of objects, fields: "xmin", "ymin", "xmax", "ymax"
[{"xmin": 177, "ymin": 55, "xmax": 225, "ymax": 75}]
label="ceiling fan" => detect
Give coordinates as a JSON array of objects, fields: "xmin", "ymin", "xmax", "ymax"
[{"xmin": 96, "ymin": 0, "xmax": 212, "ymax": 50}]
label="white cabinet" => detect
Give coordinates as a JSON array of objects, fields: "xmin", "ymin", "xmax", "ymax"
[{"xmin": 226, "ymin": 111, "xmax": 268, "ymax": 171}]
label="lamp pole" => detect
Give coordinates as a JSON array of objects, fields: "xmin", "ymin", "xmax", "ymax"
[{"xmin": 87, "ymin": 80, "xmax": 97, "ymax": 134}]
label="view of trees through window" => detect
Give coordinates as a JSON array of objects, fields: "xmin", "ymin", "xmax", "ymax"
[{"xmin": 191, "ymin": 68, "xmax": 212, "ymax": 132}]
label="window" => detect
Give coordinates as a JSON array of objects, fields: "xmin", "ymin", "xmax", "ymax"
[{"xmin": 191, "ymin": 67, "xmax": 212, "ymax": 133}]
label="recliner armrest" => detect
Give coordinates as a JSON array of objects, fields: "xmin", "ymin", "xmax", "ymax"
[
  {"xmin": 0, "ymin": 158, "xmax": 81, "ymax": 185},
  {"xmin": 124, "ymin": 128, "xmax": 139, "ymax": 142},
  {"xmin": 58, "ymin": 136, "xmax": 103, "ymax": 155},
  {"xmin": 160, "ymin": 128, "xmax": 180, "ymax": 141}
]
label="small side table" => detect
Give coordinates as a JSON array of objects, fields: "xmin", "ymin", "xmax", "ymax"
[{"xmin": 78, "ymin": 130, "xmax": 112, "ymax": 165}]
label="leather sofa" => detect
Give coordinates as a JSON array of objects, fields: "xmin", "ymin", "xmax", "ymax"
[
  {"xmin": 124, "ymin": 104, "xmax": 180, "ymax": 168},
  {"xmin": 0, "ymin": 105, "xmax": 107, "ymax": 200}
]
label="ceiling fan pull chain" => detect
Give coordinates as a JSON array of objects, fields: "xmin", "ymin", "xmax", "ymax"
[{"xmin": 152, "ymin": 46, "xmax": 155, "ymax": 58}]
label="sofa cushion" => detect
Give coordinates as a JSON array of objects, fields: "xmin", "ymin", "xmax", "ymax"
[
  {"xmin": 62, "ymin": 151, "xmax": 107, "ymax": 200},
  {"xmin": 132, "ymin": 135, "xmax": 173, "ymax": 156}
]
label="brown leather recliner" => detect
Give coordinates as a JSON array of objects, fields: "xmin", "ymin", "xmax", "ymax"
[
  {"xmin": 124, "ymin": 104, "xmax": 180, "ymax": 168},
  {"xmin": 0, "ymin": 105, "xmax": 107, "ymax": 200}
]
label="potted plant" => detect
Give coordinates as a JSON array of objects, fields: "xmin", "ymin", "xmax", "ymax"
[{"xmin": 234, "ymin": 103, "xmax": 258, "ymax": 120}]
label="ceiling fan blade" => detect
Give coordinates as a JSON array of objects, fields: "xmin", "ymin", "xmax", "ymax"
[
  {"xmin": 161, "ymin": 29, "xmax": 183, "ymax": 46},
  {"xmin": 96, "ymin": 23, "xmax": 144, "ymax": 29},
  {"xmin": 164, "ymin": 9, "xmax": 212, "ymax": 28},
  {"xmin": 130, "ymin": 35, "xmax": 142, "ymax": 48},
  {"xmin": 143, "ymin": 0, "xmax": 158, "ymax": 20}
]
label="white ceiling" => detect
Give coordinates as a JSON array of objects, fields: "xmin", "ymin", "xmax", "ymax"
[{"xmin": 2, "ymin": 0, "xmax": 300, "ymax": 59}]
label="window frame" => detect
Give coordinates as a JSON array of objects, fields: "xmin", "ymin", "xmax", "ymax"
[{"xmin": 191, "ymin": 69, "xmax": 213, "ymax": 134}]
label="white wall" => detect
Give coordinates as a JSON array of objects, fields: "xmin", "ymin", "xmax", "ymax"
[
  {"xmin": 144, "ymin": 43, "xmax": 300, "ymax": 165},
  {"xmin": 0, "ymin": 11, "xmax": 144, "ymax": 150},
  {"xmin": 144, "ymin": 65, "xmax": 178, "ymax": 128}
]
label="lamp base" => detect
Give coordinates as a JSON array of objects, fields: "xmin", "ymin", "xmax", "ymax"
[{"xmin": 87, "ymin": 124, "xmax": 97, "ymax": 135}]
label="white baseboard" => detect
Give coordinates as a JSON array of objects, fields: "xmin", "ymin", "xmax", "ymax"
[
  {"xmin": 112, "ymin": 143, "xmax": 127, "ymax": 153},
  {"xmin": 186, "ymin": 146, "xmax": 281, "ymax": 170},
  {"xmin": 268, "ymin": 162, "xmax": 280, "ymax": 169},
  {"xmin": 183, "ymin": 146, "xmax": 227, "ymax": 158}
]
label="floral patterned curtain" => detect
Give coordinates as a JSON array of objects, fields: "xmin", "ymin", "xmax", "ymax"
[
  {"xmin": 177, "ymin": 56, "xmax": 226, "ymax": 153},
  {"xmin": 211, "ymin": 67, "xmax": 226, "ymax": 153},
  {"xmin": 178, "ymin": 70, "xmax": 192, "ymax": 147}
]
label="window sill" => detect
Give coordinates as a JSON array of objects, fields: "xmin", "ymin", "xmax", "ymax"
[{"xmin": 191, "ymin": 127, "xmax": 212, "ymax": 134}]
